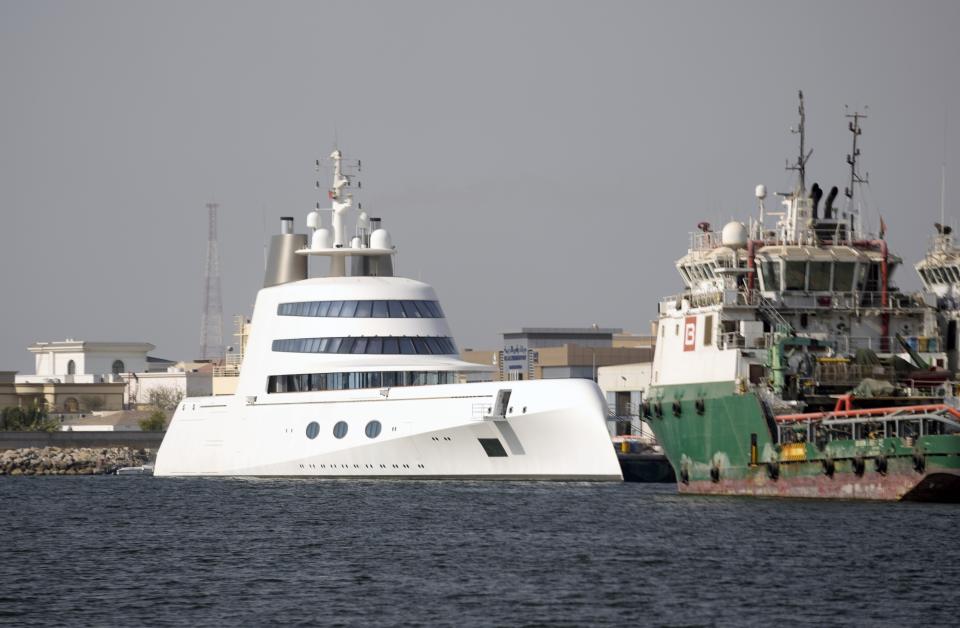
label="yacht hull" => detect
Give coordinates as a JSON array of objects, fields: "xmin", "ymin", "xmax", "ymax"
[{"xmin": 154, "ymin": 379, "xmax": 622, "ymax": 480}]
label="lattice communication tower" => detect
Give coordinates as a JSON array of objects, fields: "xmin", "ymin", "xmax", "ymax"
[{"xmin": 200, "ymin": 202, "xmax": 224, "ymax": 361}]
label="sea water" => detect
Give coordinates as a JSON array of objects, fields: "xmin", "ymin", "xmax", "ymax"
[{"xmin": 1, "ymin": 478, "xmax": 958, "ymax": 626}]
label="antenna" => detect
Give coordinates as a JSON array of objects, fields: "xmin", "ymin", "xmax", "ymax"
[
  {"xmin": 786, "ymin": 90, "xmax": 813, "ymax": 193},
  {"xmin": 942, "ymin": 162, "xmax": 947, "ymax": 230},
  {"xmin": 942, "ymin": 106, "xmax": 948, "ymax": 228},
  {"xmin": 844, "ymin": 105, "xmax": 869, "ymax": 202}
]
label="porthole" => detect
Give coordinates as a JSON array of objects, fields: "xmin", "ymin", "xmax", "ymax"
[
  {"xmin": 365, "ymin": 420, "xmax": 382, "ymax": 438},
  {"xmin": 306, "ymin": 421, "xmax": 320, "ymax": 439},
  {"xmin": 333, "ymin": 421, "xmax": 348, "ymax": 439}
]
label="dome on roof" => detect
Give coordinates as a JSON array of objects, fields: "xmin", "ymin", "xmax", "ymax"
[
  {"xmin": 721, "ymin": 221, "xmax": 748, "ymax": 249},
  {"xmin": 371, "ymin": 228, "xmax": 392, "ymax": 250},
  {"xmin": 312, "ymin": 228, "xmax": 332, "ymax": 250}
]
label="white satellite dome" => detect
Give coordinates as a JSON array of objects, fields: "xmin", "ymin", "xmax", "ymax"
[
  {"xmin": 357, "ymin": 211, "xmax": 370, "ymax": 231},
  {"xmin": 312, "ymin": 228, "xmax": 333, "ymax": 250},
  {"xmin": 370, "ymin": 228, "xmax": 393, "ymax": 250},
  {"xmin": 721, "ymin": 221, "xmax": 748, "ymax": 249},
  {"xmin": 306, "ymin": 210, "xmax": 321, "ymax": 229},
  {"xmin": 755, "ymin": 184, "xmax": 767, "ymax": 199}
]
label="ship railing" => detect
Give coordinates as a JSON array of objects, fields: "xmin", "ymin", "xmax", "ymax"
[
  {"xmin": 719, "ymin": 332, "xmax": 746, "ymax": 349},
  {"xmin": 835, "ymin": 336, "xmax": 935, "ymax": 355},
  {"xmin": 901, "ymin": 380, "xmax": 958, "ymax": 398},
  {"xmin": 212, "ymin": 366, "xmax": 240, "ymax": 377},
  {"xmin": 658, "ymin": 290, "xmax": 726, "ymax": 312},
  {"xmin": 471, "ymin": 402, "xmax": 494, "ymax": 421},
  {"xmin": 690, "ymin": 230, "xmax": 723, "ymax": 252},
  {"xmin": 813, "ymin": 362, "xmax": 895, "ymax": 385},
  {"xmin": 774, "ymin": 404, "xmax": 960, "ymax": 444},
  {"xmin": 774, "ymin": 291, "xmax": 926, "ymax": 312},
  {"xmin": 659, "ymin": 289, "xmax": 926, "ymax": 316}
]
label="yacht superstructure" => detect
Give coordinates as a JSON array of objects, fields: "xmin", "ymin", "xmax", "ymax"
[{"xmin": 154, "ymin": 150, "xmax": 621, "ymax": 479}]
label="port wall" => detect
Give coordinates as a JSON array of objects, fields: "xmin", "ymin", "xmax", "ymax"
[{"xmin": 0, "ymin": 431, "xmax": 165, "ymax": 451}]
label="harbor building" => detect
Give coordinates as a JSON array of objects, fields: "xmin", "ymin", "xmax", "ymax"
[
  {"xmin": 1, "ymin": 369, "xmax": 125, "ymax": 413},
  {"xmin": 6, "ymin": 339, "xmax": 213, "ymax": 413},
  {"xmin": 461, "ymin": 327, "xmax": 653, "ymax": 382},
  {"xmin": 16, "ymin": 340, "xmax": 158, "ymax": 385}
]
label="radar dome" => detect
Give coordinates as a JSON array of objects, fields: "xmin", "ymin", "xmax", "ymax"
[
  {"xmin": 755, "ymin": 184, "xmax": 767, "ymax": 199},
  {"xmin": 312, "ymin": 228, "xmax": 332, "ymax": 250},
  {"xmin": 370, "ymin": 228, "xmax": 393, "ymax": 250},
  {"xmin": 721, "ymin": 221, "xmax": 748, "ymax": 249},
  {"xmin": 306, "ymin": 210, "xmax": 321, "ymax": 229}
]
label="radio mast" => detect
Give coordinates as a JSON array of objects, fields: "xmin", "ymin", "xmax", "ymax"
[{"xmin": 200, "ymin": 202, "xmax": 224, "ymax": 361}]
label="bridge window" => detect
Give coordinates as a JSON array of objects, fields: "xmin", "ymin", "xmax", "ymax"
[
  {"xmin": 833, "ymin": 263, "xmax": 855, "ymax": 292},
  {"xmin": 808, "ymin": 262, "xmax": 832, "ymax": 291},
  {"xmin": 855, "ymin": 263, "xmax": 869, "ymax": 291},
  {"xmin": 785, "ymin": 261, "xmax": 806, "ymax": 291},
  {"xmin": 268, "ymin": 371, "xmax": 458, "ymax": 393},
  {"xmin": 112, "ymin": 360, "xmax": 125, "ymax": 374},
  {"xmin": 759, "ymin": 260, "xmax": 780, "ymax": 292},
  {"xmin": 272, "ymin": 336, "xmax": 458, "ymax": 355},
  {"xmin": 278, "ymin": 300, "xmax": 445, "ymax": 318}
]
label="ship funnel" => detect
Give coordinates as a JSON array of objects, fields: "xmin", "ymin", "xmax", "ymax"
[
  {"xmin": 264, "ymin": 217, "xmax": 308, "ymax": 287},
  {"xmin": 810, "ymin": 183, "xmax": 823, "ymax": 219},
  {"xmin": 824, "ymin": 186, "xmax": 839, "ymax": 220}
]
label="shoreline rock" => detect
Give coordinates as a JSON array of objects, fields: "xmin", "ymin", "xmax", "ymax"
[{"xmin": 0, "ymin": 447, "xmax": 153, "ymax": 475}]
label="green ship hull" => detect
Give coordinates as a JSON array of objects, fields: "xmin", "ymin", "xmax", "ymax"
[{"xmin": 647, "ymin": 382, "xmax": 960, "ymax": 501}]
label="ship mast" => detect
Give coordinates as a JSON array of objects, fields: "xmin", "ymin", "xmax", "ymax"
[
  {"xmin": 781, "ymin": 90, "xmax": 813, "ymax": 244},
  {"xmin": 786, "ymin": 90, "xmax": 812, "ymax": 195},
  {"xmin": 844, "ymin": 106, "xmax": 868, "ymax": 238}
]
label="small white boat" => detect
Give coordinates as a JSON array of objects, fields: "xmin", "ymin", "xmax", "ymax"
[{"xmin": 115, "ymin": 463, "xmax": 154, "ymax": 476}]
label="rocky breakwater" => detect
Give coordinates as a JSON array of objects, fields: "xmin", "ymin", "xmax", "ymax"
[{"xmin": 0, "ymin": 447, "xmax": 153, "ymax": 475}]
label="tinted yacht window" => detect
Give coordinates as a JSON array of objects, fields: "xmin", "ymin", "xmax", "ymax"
[
  {"xmin": 278, "ymin": 300, "xmax": 445, "ymax": 318},
  {"xmin": 272, "ymin": 336, "xmax": 457, "ymax": 355}
]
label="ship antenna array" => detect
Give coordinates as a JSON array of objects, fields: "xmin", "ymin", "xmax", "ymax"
[
  {"xmin": 786, "ymin": 90, "xmax": 813, "ymax": 194},
  {"xmin": 844, "ymin": 106, "xmax": 869, "ymax": 202},
  {"xmin": 844, "ymin": 105, "xmax": 869, "ymax": 238},
  {"xmin": 313, "ymin": 151, "xmax": 362, "ymax": 212}
]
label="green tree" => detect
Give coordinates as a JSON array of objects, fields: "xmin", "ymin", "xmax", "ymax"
[
  {"xmin": 139, "ymin": 411, "xmax": 167, "ymax": 432},
  {"xmin": 1, "ymin": 407, "xmax": 26, "ymax": 430},
  {"xmin": 0, "ymin": 404, "xmax": 58, "ymax": 432},
  {"xmin": 147, "ymin": 386, "xmax": 184, "ymax": 411}
]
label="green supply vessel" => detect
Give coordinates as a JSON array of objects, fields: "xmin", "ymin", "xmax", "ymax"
[{"xmin": 645, "ymin": 92, "xmax": 960, "ymax": 501}]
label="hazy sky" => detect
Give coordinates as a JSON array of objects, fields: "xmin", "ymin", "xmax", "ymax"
[{"xmin": 2, "ymin": 1, "xmax": 960, "ymax": 371}]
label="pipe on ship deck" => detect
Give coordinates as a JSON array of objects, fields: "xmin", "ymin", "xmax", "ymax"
[{"xmin": 775, "ymin": 403, "xmax": 960, "ymax": 422}]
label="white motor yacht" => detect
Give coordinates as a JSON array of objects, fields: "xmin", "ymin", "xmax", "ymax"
[{"xmin": 154, "ymin": 150, "xmax": 621, "ymax": 479}]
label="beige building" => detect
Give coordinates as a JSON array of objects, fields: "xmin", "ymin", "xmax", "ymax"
[
  {"xmin": 460, "ymin": 327, "xmax": 654, "ymax": 382},
  {"xmin": 0, "ymin": 370, "xmax": 125, "ymax": 413}
]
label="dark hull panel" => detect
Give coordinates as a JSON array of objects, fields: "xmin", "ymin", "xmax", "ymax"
[
  {"xmin": 679, "ymin": 468, "xmax": 960, "ymax": 502},
  {"xmin": 617, "ymin": 453, "xmax": 676, "ymax": 483}
]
